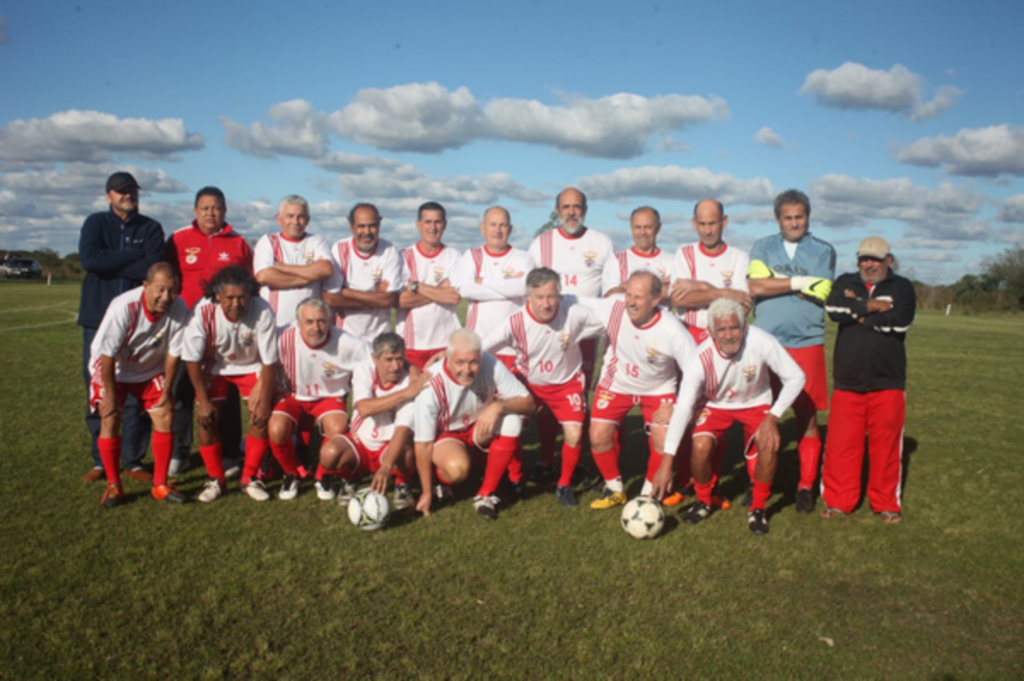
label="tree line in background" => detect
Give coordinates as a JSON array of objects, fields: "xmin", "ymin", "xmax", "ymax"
[{"xmin": 2, "ymin": 245, "xmax": 1022, "ymax": 314}]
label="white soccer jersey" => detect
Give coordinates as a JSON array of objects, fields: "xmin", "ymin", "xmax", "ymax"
[
  {"xmin": 582, "ymin": 297, "xmax": 697, "ymax": 397},
  {"xmin": 278, "ymin": 325, "xmax": 371, "ymax": 402},
  {"xmin": 349, "ymin": 360, "xmax": 416, "ymax": 450},
  {"xmin": 663, "ymin": 326, "xmax": 806, "ymax": 455},
  {"xmin": 396, "ymin": 243, "xmax": 462, "ymax": 351},
  {"xmin": 414, "ymin": 353, "xmax": 530, "ymax": 442},
  {"xmin": 479, "ymin": 295, "xmax": 605, "ymax": 386},
  {"xmin": 601, "ymin": 247, "xmax": 674, "ymax": 293},
  {"xmin": 253, "ymin": 232, "xmax": 333, "ymax": 329},
  {"xmin": 452, "ymin": 245, "xmax": 534, "ymax": 357},
  {"xmin": 670, "ymin": 242, "xmax": 751, "ymax": 330},
  {"xmin": 180, "ymin": 296, "xmax": 279, "ymax": 376},
  {"xmin": 327, "ymin": 236, "xmax": 406, "ymax": 342},
  {"xmin": 89, "ymin": 287, "xmax": 189, "ymax": 384},
  {"xmin": 529, "ymin": 226, "xmax": 615, "ymax": 296}
]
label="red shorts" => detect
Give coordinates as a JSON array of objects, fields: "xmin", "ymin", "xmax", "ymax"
[
  {"xmin": 684, "ymin": 324, "xmax": 708, "ymax": 345},
  {"xmin": 202, "ymin": 373, "xmax": 260, "ymax": 401},
  {"xmin": 90, "ymin": 374, "xmax": 167, "ymax": 412},
  {"xmin": 693, "ymin": 404, "xmax": 771, "ymax": 458},
  {"xmin": 435, "ymin": 424, "xmax": 489, "ymax": 453},
  {"xmin": 527, "ymin": 374, "xmax": 586, "ymax": 424},
  {"xmin": 272, "ymin": 395, "xmax": 347, "ymax": 425},
  {"xmin": 592, "ymin": 390, "xmax": 675, "ymax": 427},
  {"xmin": 404, "ymin": 348, "xmax": 444, "ymax": 371},
  {"xmin": 336, "ymin": 434, "xmax": 387, "ymax": 475},
  {"xmin": 770, "ymin": 345, "xmax": 827, "ymax": 412}
]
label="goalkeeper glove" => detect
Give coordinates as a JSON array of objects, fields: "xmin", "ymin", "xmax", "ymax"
[
  {"xmin": 790, "ymin": 276, "xmax": 832, "ymax": 303},
  {"xmin": 747, "ymin": 260, "xmax": 776, "ymax": 279}
]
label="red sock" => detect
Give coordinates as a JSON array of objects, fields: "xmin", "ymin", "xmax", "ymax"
[
  {"xmin": 479, "ymin": 435, "xmax": 517, "ymax": 497},
  {"xmin": 745, "ymin": 449, "xmax": 759, "ymax": 482},
  {"xmin": 646, "ymin": 444, "xmax": 664, "ymax": 487},
  {"xmin": 751, "ymin": 479, "xmax": 772, "ymax": 511},
  {"xmin": 506, "ymin": 439, "xmax": 523, "ymax": 484},
  {"xmin": 592, "ymin": 445, "xmax": 621, "ymax": 484},
  {"xmin": 694, "ymin": 478, "xmax": 715, "ymax": 506},
  {"xmin": 98, "ymin": 437, "xmax": 122, "ymax": 485},
  {"xmin": 152, "ymin": 431, "xmax": 173, "ymax": 486},
  {"xmin": 199, "ymin": 443, "xmax": 225, "ymax": 483},
  {"xmin": 537, "ymin": 409, "xmax": 558, "ymax": 467},
  {"xmin": 557, "ymin": 443, "xmax": 582, "ymax": 487},
  {"xmin": 242, "ymin": 436, "xmax": 269, "ymax": 483},
  {"xmin": 269, "ymin": 439, "xmax": 299, "ymax": 475},
  {"xmin": 798, "ymin": 436, "xmax": 822, "ymax": 490},
  {"xmin": 392, "ymin": 467, "xmax": 410, "ymax": 485},
  {"xmin": 315, "ymin": 463, "xmax": 330, "ymax": 481},
  {"xmin": 435, "ymin": 466, "xmax": 453, "ymax": 486}
]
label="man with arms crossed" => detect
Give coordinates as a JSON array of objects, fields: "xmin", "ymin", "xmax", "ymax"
[
  {"xmin": 413, "ymin": 329, "xmax": 535, "ymax": 521},
  {"xmin": 89, "ymin": 263, "xmax": 190, "ymax": 508},
  {"xmin": 181, "ymin": 267, "xmax": 278, "ymax": 502},
  {"xmin": 747, "ymin": 189, "xmax": 835, "ymax": 513},
  {"xmin": 254, "ymin": 194, "xmax": 334, "ymax": 330},
  {"xmin": 601, "ymin": 206, "xmax": 673, "ymax": 301},
  {"xmin": 397, "ymin": 202, "xmax": 462, "ymax": 369},
  {"xmin": 652, "ymin": 298, "xmax": 805, "ymax": 535}
]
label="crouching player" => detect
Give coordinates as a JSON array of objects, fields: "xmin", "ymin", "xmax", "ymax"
[
  {"xmin": 582, "ymin": 272, "xmax": 697, "ymax": 509},
  {"xmin": 652, "ymin": 298, "xmax": 805, "ymax": 535},
  {"xmin": 335, "ymin": 332, "xmax": 429, "ymax": 510},
  {"xmin": 269, "ymin": 298, "xmax": 369, "ymax": 501},
  {"xmin": 181, "ymin": 267, "xmax": 278, "ymax": 502},
  {"xmin": 414, "ymin": 329, "xmax": 535, "ymax": 520},
  {"xmin": 90, "ymin": 262, "xmax": 190, "ymax": 508}
]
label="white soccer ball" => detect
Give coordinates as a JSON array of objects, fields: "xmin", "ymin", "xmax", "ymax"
[
  {"xmin": 620, "ymin": 496, "xmax": 665, "ymax": 539},
  {"xmin": 347, "ymin": 488, "xmax": 391, "ymax": 531}
]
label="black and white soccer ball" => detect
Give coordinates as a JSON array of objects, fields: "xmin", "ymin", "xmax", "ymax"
[
  {"xmin": 347, "ymin": 488, "xmax": 391, "ymax": 531},
  {"xmin": 620, "ymin": 496, "xmax": 665, "ymax": 539}
]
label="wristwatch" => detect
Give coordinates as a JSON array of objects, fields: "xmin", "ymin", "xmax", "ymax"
[{"xmin": 410, "ymin": 281, "xmax": 419, "ymax": 293}]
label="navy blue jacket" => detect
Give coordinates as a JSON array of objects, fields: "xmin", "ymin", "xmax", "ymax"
[{"xmin": 77, "ymin": 208, "xmax": 166, "ymax": 328}]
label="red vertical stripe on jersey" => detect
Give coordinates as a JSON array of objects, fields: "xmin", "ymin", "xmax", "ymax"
[
  {"xmin": 699, "ymin": 347, "xmax": 719, "ymax": 400},
  {"xmin": 617, "ymin": 251, "xmax": 629, "ymax": 283},
  {"xmin": 201, "ymin": 302, "xmax": 217, "ymax": 373},
  {"xmin": 681, "ymin": 245, "xmax": 698, "ymax": 327},
  {"xmin": 429, "ymin": 374, "xmax": 450, "ymax": 432},
  {"xmin": 281, "ymin": 327, "xmax": 297, "ymax": 394},
  {"xmin": 509, "ymin": 311, "xmax": 529, "ymax": 376},
  {"xmin": 402, "ymin": 247, "xmax": 417, "ymax": 346},
  {"xmin": 598, "ymin": 300, "xmax": 625, "ymax": 391},
  {"xmin": 540, "ymin": 230, "xmax": 553, "ymax": 268}
]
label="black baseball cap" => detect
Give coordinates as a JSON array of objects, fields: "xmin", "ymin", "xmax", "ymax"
[{"xmin": 106, "ymin": 172, "xmax": 139, "ymax": 193}]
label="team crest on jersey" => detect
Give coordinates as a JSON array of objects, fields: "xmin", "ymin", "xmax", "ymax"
[
  {"xmin": 558, "ymin": 331, "xmax": 570, "ymax": 351},
  {"xmin": 302, "ymin": 247, "xmax": 316, "ymax": 264},
  {"xmin": 184, "ymin": 247, "xmax": 201, "ymax": 265},
  {"xmin": 645, "ymin": 343, "xmax": 660, "ymax": 363},
  {"xmin": 321, "ymin": 361, "xmax": 343, "ymax": 379},
  {"xmin": 433, "ymin": 265, "xmax": 446, "ymax": 283},
  {"xmin": 743, "ymin": 364, "xmax": 756, "ymax": 382},
  {"xmin": 696, "ymin": 408, "xmax": 711, "ymax": 426},
  {"xmin": 218, "ymin": 251, "xmax": 230, "ymax": 262},
  {"xmin": 371, "ymin": 265, "xmax": 383, "ymax": 284},
  {"xmin": 582, "ymin": 247, "xmax": 598, "ymax": 268},
  {"xmin": 502, "ymin": 265, "xmax": 519, "ymax": 279},
  {"xmin": 239, "ymin": 329, "xmax": 255, "ymax": 346},
  {"xmin": 462, "ymin": 415, "xmax": 471, "ymax": 427},
  {"xmin": 721, "ymin": 268, "xmax": 734, "ymax": 288},
  {"xmin": 656, "ymin": 265, "xmax": 668, "ymax": 278}
]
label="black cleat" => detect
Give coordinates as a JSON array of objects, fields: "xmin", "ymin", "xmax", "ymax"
[
  {"xmin": 795, "ymin": 488, "xmax": 815, "ymax": 514},
  {"xmin": 683, "ymin": 500, "xmax": 713, "ymax": 525},
  {"xmin": 748, "ymin": 508, "xmax": 770, "ymax": 535}
]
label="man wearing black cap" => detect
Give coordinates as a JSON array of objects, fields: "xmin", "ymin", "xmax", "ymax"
[
  {"xmin": 820, "ymin": 236, "xmax": 916, "ymax": 523},
  {"xmin": 78, "ymin": 171, "xmax": 166, "ymax": 482}
]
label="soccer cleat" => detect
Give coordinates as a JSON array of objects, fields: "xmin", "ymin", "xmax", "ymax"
[
  {"xmin": 662, "ymin": 486, "xmax": 693, "ymax": 507},
  {"xmin": 337, "ymin": 479, "xmax": 357, "ymax": 505},
  {"xmin": 795, "ymin": 488, "xmax": 815, "ymax": 514},
  {"xmin": 123, "ymin": 468, "xmax": 153, "ymax": 482},
  {"xmin": 222, "ymin": 458, "xmax": 241, "ymax": 479},
  {"xmin": 151, "ymin": 483, "xmax": 188, "ymax": 504},
  {"xmin": 197, "ymin": 478, "xmax": 224, "ymax": 503},
  {"xmin": 503, "ymin": 478, "xmax": 526, "ymax": 504},
  {"xmin": 879, "ymin": 511, "xmax": 902, "ymax": 524},
  {"xmin": 473, "ymin": 494, "xmax": 500, "ymax": 521},
  {"xmin": 278, "ymin": 474, "xmax": 299, "ymax": 501},
  {"xmin": 83, "ymin": 467, "xmax": 105, "ymax": 483},
  {"xmin": 590, "ymin": 488, "xmax": 627, "ymax": 510},
  {"xmin": 748, "ymin": 508, "xmax": 770, "ymax": 535},
  {"xmin": 555, "ymin": 485, "xmax": 578, "ymax": 507},
  {"xmin": 741, "ymin": 483, "xmax": 754, "ymax": 509},
  {"xmin": 683, "ymin": 500, "xmax": 713, "ymax": 525},
  {"xmin": 100, "ymin": 483, "xmax": 124, "ymax": 509},
  {"xmin": 314, "ymin": 479, "xmax": 337, "ymax": 501},
  {"xmin": 528, "ymin": 463, "xmax": 555, "ymax": 485},
  {"xmin": 433, "ymin": 482, "xmax": 454, "ymax": 507},
  {"xmin": 393, "ymin": 483, "xmax": 414, "ymax": 511},
  {"xmin": 242, "ymin": 479, "xmax": 271, "ymax": 502},
  {"xmin": 167, "ymin": 457, "xmax": 191, "ymax": 477}
]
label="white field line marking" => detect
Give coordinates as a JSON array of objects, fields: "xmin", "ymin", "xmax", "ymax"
[
  {"xmin": 0, "ymin": 311, "xmax": 78, "ymax": 332},
  {"xmin": 0, "ymin": 303, "xmax": 76, "ymax": 314}
]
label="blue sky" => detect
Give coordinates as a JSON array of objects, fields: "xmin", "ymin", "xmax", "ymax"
[{"xmin": 1, "ymin": 0, "xmax": 1022, "ymax": 283}]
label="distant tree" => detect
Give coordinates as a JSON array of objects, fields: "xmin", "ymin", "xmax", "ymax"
[
  {"xmin": 981, "ymin": 246, "xmax": 1024, "ymax": 306},
  {"xmin": 534, "ymin": 211, "xmax": 558, "ymax": 238}
]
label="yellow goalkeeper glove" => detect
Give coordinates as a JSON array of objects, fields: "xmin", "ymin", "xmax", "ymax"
[
  {"xmin": 747, "ymin": 260, "xmax": 776, "ymax": 279},
  {"xmin": 790, "ymin": 276, "xmax": 832, "ymax": 303}
]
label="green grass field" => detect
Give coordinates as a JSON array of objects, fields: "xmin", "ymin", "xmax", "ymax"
[{"xmin": 1, "ymin": 281, "xmax": 1022, "ymax": 678}]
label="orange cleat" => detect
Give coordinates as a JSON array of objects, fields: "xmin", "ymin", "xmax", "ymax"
[
  {"xmin": 711, "ymin": 494, "xmax": 731, "ymax": 510},
  {"xmin": 100, "ymin": 483, "xmax": 124, "ymax": 509},
  {"xmin": 151, "ymin": 484, "xmax": 188, "ymax": 504},
  {"xmin": 662, "ymin": 489, "xmax": 692, "ymax": 507}
]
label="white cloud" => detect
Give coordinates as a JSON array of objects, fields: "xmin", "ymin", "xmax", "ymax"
[
  {"xmin": 0, "ymin": 110, "xmax": 204, "ymax": 168},
  {"xmin": 576, "ymin": 166, "xmax": 775, "ymax": 207},
  {"xmin": 811, "ymin": 174, "xmax": 920, "ymax": 207},
  {"xmin": 339, "ymin": 166, "xmax": 549, "ymax": 206},
  {"xmin": 221, "ymin": 99, "xmax": 329, "ymax": 159},
  {"xmin": 800, "ymin": 62, "xmax": 961, "ymax": 121},
  {"xmin": 330, "ymin": 83, "xmax": 485, "ymax": 153},
  {"xmin": 312, "ymin": 151, "xmax": 402, "ymax": 174},
  {"xmin": 657, "ymin": 136, "xmax": 691, "ymax": 153},
  {"xmin": 996, "ymin": 195, "xmax": 1024, "ymax": 223},
  {"xmin": 895, "ymin": 125, "xmax": 1024, "ymax": 177},
  {"xmin": 0, "ymin": 163, "xmax": 189, "ymax": 202},
  {"xmin": 753, "ymin": 127, "xmax": 784, "ymax": 149}
]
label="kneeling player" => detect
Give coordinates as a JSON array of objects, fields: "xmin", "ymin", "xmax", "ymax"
[
  {"xmin": 329, "ymin": 332, "xmax": 428, "ymax": 510},
  {"xmin": 414, "ymin": 329, "xmax": 535, "ymax": 520},
  {"xmin": 652, "ymin": 298, "xmax": 805, "ymax": 535},
  {"xmin": 182, "ymin": 267, "xmax": 279, "ymax": 502},
  {"xmin": 89, "ymin": 263, "xmax": 190, "ymax": 507},
  {"xmin": 268, "ymin": 298, "xmax": 369, "ymax": 501}
]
